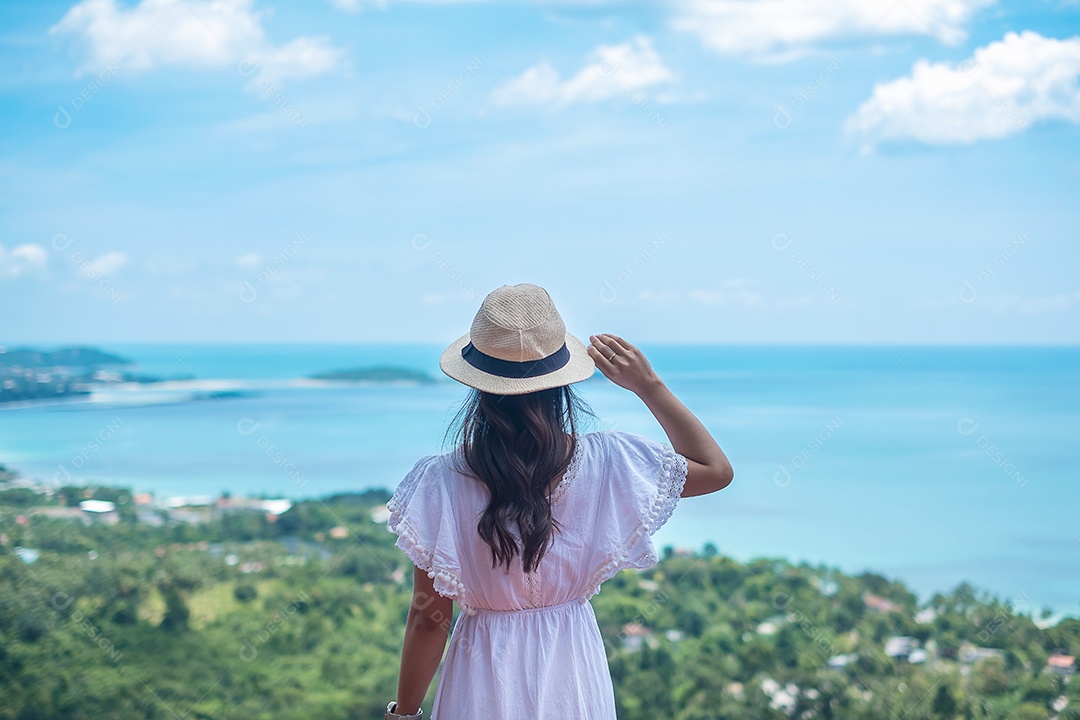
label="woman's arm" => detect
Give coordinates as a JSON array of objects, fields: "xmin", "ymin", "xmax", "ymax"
[
  {"xmin": 588, "ymin": 333, "xmax": 734, "ymax": 497},
  {"xmin": 393, "ymin": 565, "xmax": 454, "ymax": 714}
]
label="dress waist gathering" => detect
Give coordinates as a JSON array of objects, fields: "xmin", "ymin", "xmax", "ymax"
[{"xmin": 465, "ymin": 596, "xmax": 590, "ymax": 616}]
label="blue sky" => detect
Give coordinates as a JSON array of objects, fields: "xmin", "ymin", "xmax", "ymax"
[{"xmin": 0, "ymin": 0, "xmax": 1078, "ymax": 344}]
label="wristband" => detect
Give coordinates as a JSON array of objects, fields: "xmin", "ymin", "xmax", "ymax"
[{"xmin": 385, "ymin": 701, "xmax": 423, "ymax": 719}]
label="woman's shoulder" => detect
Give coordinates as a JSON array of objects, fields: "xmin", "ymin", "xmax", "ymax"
[
  {"xmin": 590, "ymin": 428, "xmax": 666, "ymax": 453},
  {"xmin": 579, "ymin": 428, "xmax": 642, "ymax": 445}
]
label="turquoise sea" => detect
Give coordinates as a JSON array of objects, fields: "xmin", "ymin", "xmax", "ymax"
[{"xmin": 1, "ymin": 343, "xmax": 1077, "ymax": 619}]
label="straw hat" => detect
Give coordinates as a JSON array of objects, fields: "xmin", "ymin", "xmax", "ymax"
[{"xmin": 439, "ymin": 283, "xmax": 596, "ymax": 395}]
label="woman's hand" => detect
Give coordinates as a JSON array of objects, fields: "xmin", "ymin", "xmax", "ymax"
[
  {"xmin": 590, "ymin": 333, "xmax": 734, "ymax": 496},
  {"xmin": 587, "ymin": 333, "xmax": 662, "ymax": 396}
]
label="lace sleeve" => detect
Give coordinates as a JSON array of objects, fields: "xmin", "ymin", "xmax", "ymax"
[
  {"xmin": 386, "ymin": 455, "xmax": 467, "ymax": 604},
  {"xmin": 587, "ymin": 430, "xmax": 689, "ymax": 597}
]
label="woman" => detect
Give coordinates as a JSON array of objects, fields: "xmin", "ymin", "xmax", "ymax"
[{"xmin": 385, "ymin": 283, "xmax": 733, "ymax": 719}]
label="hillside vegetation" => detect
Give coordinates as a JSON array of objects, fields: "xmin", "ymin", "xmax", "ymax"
[{"xmin": 1, "ymin": 481, "xmax": 1077, "ymax": 720}]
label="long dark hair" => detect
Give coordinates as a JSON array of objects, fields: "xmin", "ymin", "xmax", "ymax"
[{"xmin": 444, "ymin": 385, "xmax": 597, "ymax": 573}]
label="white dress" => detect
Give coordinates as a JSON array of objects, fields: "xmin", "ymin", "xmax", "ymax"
[{"xmin": 387, "ymin": 429, "xmax": 689, "ymax": 719}]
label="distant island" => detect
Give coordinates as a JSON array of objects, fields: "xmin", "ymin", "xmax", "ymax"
[
  {"xmin": 0, "ymin": 346, "xmax": 131, "ymax": 370},
  {"xmin": 0, "ymin": 346, "xmax": 439, "ymax": 405},
  {"xmin": 308, "ymin": 365, "xmax": 438, "ymax": 384},
  {"xmin": 0, "ymin": 345, "xmax": 195, "ymax": 404},
  {"xmin": 0, "ymin": 345, "xmax": 134, "ymax": 404}
]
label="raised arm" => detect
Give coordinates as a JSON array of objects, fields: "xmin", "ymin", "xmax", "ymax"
[{"xmin": 587, "ymin": 333, "xmax": 733, "ymax": 497}]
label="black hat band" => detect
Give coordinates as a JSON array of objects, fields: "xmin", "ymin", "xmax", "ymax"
[{"xmin": 461, "ymin": 341, "xmax": 570, "ymax": 378}]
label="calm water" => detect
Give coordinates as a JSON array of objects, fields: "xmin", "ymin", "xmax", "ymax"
[{"xmin": 1, "ymin": 343, "xmax": 1077, "ymax": 619}]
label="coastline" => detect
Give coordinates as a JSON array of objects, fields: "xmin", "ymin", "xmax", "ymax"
[{"xmin": 1, "ymin": 343, "xmax": 1077, "ymax": 622}]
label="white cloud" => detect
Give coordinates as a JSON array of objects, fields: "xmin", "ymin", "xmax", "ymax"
[
  {"xmin": 12, "ymin": 244, "xmax": 48, "ymax": 267},
  {"xmin": 917, "ymin": 290, "xmax": 1080, "ymax": 314},
  {"xmin": 328, "ymin": 0, "xmax": 606, "ymax": 10},
  {"xmin": 492, "ymin": 35, "xmax": 674, "ymax": 107},
  {"xmin": 687, "ymin": 287, "xmax": 764, "ymax": 307},
  {"xmin": 671, "ymin": 0, "xmax": 992, "ymax": 59},
  {"xmin": 235, "ymin": 253, "xmax": 262, "ymax": 269},
  {"xmin": 419, "ymin": 292, "xmax": 447, "ymax": 305},
  {"xmin": 846, "ymin": 31, "xmax": 1080, "ymax": 148},
  {"xmin": 82, "ymin": 251, "xmax": 128, "ymax": 277},
  {"xmin": 637, "ymin": 284, "xmax": 838, "ymax": 310},
  {"xmin": 327, "ymin": 0, "xmax": 384, "ymax": 11},
  {"xmin": 50, "ymin": 0, "xmax": 342, "ymax": 79},
  {"xmin": 0, "ymin": 243, "xmax": 48, "ymax": 277}
]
